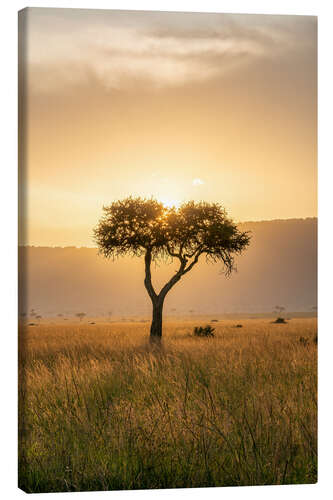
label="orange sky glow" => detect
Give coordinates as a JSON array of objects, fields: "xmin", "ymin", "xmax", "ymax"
[{"xmin": 19, "ymin": 8, "xmax": 317, "ymax": 247}]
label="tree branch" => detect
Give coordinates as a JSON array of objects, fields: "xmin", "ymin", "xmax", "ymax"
[
  {"xmin": 185, "ymin": 243, "xmax": 204, "ymax": 259},
  {"xmin": 166, "ymin": 243, "xmax": 183, "ymax": 261},
  {"xmin": 158, "ymin": 258, "xmax": 187, "ymax": 301},
  {"xmin": 182, "ymin": 251, "xmax": 202, "ymax": 275},
  {"xmin": 158, "ymin": 246, "xmax": 203, "ymax": 301},
  {"xmin": 144, "ymin": 248, "xmax": 157, "ymax": 302}
]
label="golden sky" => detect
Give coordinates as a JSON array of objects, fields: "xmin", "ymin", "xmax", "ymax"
[{"xmin": 19, "ymin": 8, "xmax": 317, "ymax": 247}]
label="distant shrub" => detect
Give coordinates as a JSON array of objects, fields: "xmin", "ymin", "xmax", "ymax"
[
  {"xmin": 211, "ymin": 319, "xmax": 219, "ymax": 322},
  {"xmin": 299, "ymin": 336, "xmax": 309, "ymax": 346},
  {"xmin": 313, "ymin": 334, "xmax": 318, "ymax": 344},
  {"xmin": 235, "ymin": 324, "xmax": 243, "ymax": 328},
  {"xmin": 273, "ymin": 317, "xmax": 287, "ymax": 324},
  {"xmin": 193, "ymin": 325, "xmax": 215, "ymax": 337}
]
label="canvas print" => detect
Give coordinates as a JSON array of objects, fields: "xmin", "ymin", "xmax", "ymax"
[{"xmin": 18, "ymin": 8, "xmax": 317, "ymax": 493}]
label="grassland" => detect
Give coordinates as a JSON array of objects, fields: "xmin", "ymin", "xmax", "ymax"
[{"xmin": 18, "ymin": 317, "xmax": 317, "ymax": 492}]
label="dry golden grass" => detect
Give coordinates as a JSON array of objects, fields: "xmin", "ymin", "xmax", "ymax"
[{"xmin": 19, "ymin": 318, "xmax": 317, "ymax": 492}]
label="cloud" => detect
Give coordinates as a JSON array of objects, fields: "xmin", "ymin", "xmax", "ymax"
[
  {"xmin": 23, "ymin": 9, "xmax": 316, "ymax": 93},
  {"xmin": 192, "ymin": 178, "xmax": 204, "ymax": 186}
]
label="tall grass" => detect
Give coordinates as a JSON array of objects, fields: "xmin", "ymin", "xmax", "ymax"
[{"xmin": 19, "ymin": 318, "xmax": 317, "ymax": 492}]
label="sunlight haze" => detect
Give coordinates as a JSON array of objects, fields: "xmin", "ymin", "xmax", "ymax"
[{"xmin": 19, "ymin": 9, "xmax": 317, "ymax": 247}]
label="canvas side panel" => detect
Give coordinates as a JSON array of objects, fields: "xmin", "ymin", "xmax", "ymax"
[{"xmin": 18, "ymin": 8, "xmax": 29, "ymax": 494}]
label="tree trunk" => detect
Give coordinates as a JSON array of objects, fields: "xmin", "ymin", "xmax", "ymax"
[
  {"xmin": 144, "ymin": 247, "xmax": 188, "ymax": 343},
  {"xmin": 150, "ymin": 298, "xmax": 164, "ymax": 342}
]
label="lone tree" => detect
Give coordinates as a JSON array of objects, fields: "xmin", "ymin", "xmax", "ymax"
[
  {"xmin": 76, "ymin": 312, "xmax": 86, "ymax": 322},
  {"xmin": 274, "ymin": 305, "xmax": 285, "ymax": 315},
  {"xmin": 94, "ymin": 197, "xmax": 250, "ymax": 342}
]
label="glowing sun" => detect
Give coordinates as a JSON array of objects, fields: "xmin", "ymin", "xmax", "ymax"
[{"xmin": 159, "ymin": 197, "xmax": 182, "ymax": 209}]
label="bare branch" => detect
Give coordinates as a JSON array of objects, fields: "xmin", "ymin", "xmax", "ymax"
[
  {"xmin": 158, "ymin": 259, "xmax": 187, "ymax": 301},
  {"xmin": 182, "ymin": 251, "xmax": 202, "ymax": 275},
  {"xmin": 166, "ymin": 243, "xmax": 182, "ymax": 260}
]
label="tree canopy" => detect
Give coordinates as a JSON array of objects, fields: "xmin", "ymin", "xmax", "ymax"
[{"xmin": 94, "ymin": 197, "xmax": 250, "ymax": 275}]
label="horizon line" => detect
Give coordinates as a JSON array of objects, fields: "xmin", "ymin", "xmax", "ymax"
[{"xmin": 19, "ymin": 216, "xmax": 317, "ymax": 249}]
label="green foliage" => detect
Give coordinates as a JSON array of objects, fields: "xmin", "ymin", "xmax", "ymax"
[
  {"xmin": 94, "ymin": 197, "xmax": 250, "ymax": 276},
  {"xmin": 193, "ymin": 325, "xmax": 215, "ymax": 337},
  {"xmin": 94, "ymin": 197, "xmax": 166, "ymax": 259}
]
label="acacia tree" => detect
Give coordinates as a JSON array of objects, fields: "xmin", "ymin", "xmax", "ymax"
[
  {"xmin": 76, "ymin": 312, "xmax": 86, "ymax": 322},
  {"xmin": 274, "ymin": 305, "xmax": 285, "ymax": 316},
  {"xmin": 94, "ymin": 197, "xmax": 250, "ymax": 342}
]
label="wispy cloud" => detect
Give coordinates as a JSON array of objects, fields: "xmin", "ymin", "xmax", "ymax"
[
  {"xmin": 192, "ymin": 178, "xmax": 204, "ymax": 186},
  {"xmin": 24, "ymin": 9, "xmax": 316, "ymax": 93}
]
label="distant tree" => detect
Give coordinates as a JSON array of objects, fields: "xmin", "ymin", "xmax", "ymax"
[
  {"xmin": 76, "ymin": 312, "xmax": 86, "ymax": 322},
  {"xmin": 36, "ymin": 315, "xmax": 42, "ymax": 323},
  {"xmin": 94, "ymin": 197, "xmax": 250, "ymax": 342},
  {"xmin": 57, "ymin": 313, "xmax": 63, "ymax": 317},
  {"xmin": 30, "ymin": 308, "xmax": 37, "ymax": 318},
  {"xmin": 274, "ymin": 305, "xmax": 285, "ymax": 315},
  {"xmin": 108, "ymin": 311, "xmax": 113, "ymax": 321}
]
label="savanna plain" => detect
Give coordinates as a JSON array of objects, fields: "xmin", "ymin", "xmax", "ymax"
[{"xmin": 19, "ymin": 316, "xmax": 317, "ymax": 492}]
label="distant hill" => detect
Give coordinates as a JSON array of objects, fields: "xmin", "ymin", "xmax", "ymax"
[{"xmin": 19, "ymin": 218, "xmax": 317, "ymax": 316}]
